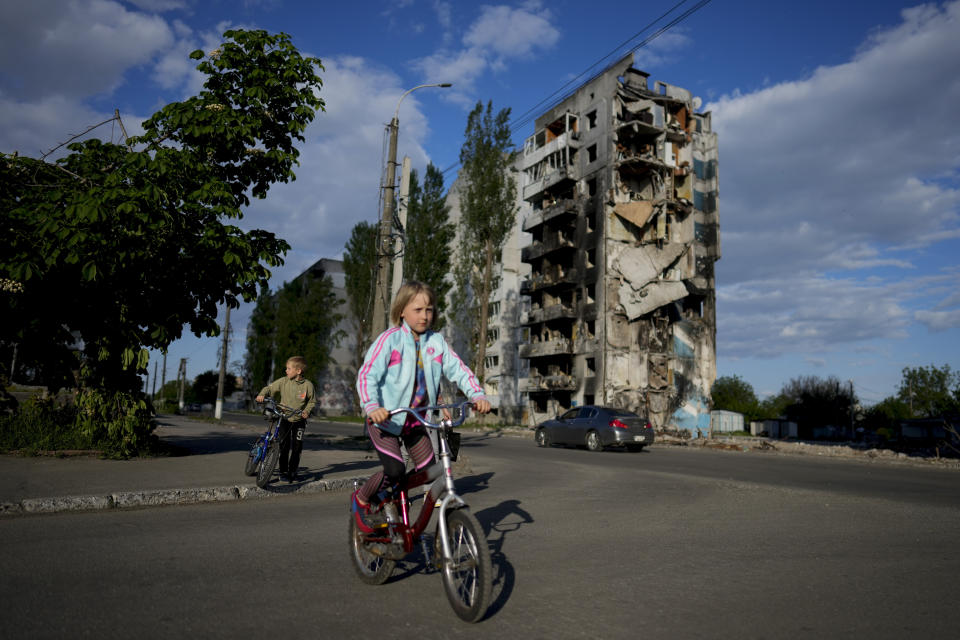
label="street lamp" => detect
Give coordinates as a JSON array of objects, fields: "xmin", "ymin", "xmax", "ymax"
[{"xmin": 371, "ymin": 83, "xmax": 452, "ymax": 338}]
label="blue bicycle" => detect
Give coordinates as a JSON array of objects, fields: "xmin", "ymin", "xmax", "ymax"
[{"xmin": 245, "ymin": 398, "xmax": 301, "ymax": 488}]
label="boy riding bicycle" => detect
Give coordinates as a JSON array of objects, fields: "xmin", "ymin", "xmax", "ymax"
[{"xmin": 353, "ymin": 281, "xmax": 490, "ymax": 527}]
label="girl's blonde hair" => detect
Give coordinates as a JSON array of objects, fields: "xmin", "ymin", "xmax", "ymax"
[{"xmin": 390, "ymin": 281, "xmax": 437, "ymax": 327}]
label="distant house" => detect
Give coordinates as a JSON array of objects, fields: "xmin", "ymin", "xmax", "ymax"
[
  {"xmin": 710, "ymin": 410, "xmax": 744, "ymax": 434},
  {"xmin": 897, "ymin": 417, "xmax": 960, "ymax": 447},
  {"xmin": 751, "ymin": 419, "xmax": 798, "ymax": 439}
]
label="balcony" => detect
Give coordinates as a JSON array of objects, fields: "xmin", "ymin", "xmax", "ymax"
[
  {"xmin": 521, "ymin": 303, "xmax": 576, "ymax": 325},
  {"xmin": 522, "ymin": 197, "xmax": 578, "ymax": 232},
  {"xmin": 521, "ymin": 232, "xmax": 576, "ymax": 262},
  {"xmin": 518, "ymin": 338, "xmax": 572, "ymax": 359},
  {"xmin": 519, "ymin": 374, "xmax": 578, "ymax": 393},
  {"xmin": 520, "ymin": 266, "xmax": 580, "ymax": 295},
  {"xmin": 523, "ymin": 165, "xmax": 576, "ymax": 202}
]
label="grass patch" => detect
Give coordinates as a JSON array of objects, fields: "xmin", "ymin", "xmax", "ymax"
[{"xmin": 0, "ymin": 396, "xmax": 93, "ymax": 454}]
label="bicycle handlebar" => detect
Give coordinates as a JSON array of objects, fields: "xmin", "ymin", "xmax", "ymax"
[
  {"xmin": 384, "ymin": 400, "xmax": 474, "ymax": 429},
  {"xmin": 258, "ymin": 398, "xmax": 304, "ymax": 420}
]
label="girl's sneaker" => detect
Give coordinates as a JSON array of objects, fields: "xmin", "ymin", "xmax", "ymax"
[{"xmin": 352, "ymin": 491, "xmax": 386, "ymax": 532}]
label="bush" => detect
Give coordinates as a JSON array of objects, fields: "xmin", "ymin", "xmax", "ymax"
[
  {"xmin": 74, "ymin": 387, "xmax": 156, "ymax": 458},
  {"xmin": 0, "ymin": 388, "xmax": 158, "ymax": 458},
  {"xmin": 0, "ymin": 395, "xmax": 90, "ymax": 454}
]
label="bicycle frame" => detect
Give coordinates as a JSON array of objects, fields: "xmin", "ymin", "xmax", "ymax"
[
  {"xmin": 360, "ymin": 403, "xmax": 470, "ymax": 561},
  {"xmin": 249, "ymin": 400, "xmax": 301, "ymax": 465}
]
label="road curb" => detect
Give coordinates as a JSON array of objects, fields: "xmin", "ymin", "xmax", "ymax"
[{"xmin": 0, "ymin": 475, "xmax": 366, "ymax": 517}]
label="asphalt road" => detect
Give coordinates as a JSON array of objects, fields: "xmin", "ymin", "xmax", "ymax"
[{"xmin": 2, "ymin": 430, "xmax": 958, "ymax": 639}]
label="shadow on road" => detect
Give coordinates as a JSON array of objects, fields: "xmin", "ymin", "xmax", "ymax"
[{"xmin": 472, "ymin": 498, "xmax": 534, "ymax": 620}]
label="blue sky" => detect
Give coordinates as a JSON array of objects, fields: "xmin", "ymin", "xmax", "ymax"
[{"xmin": 2, "ymin": 0, "xmax": 958, "ymax": 407}]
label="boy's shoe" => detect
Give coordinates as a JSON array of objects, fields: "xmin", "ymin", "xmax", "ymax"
[{"xmin": 352, "ymin": 491, "xmax": 386, "ymax": 533}]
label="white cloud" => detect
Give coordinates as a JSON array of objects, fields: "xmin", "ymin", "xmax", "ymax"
[
  {"xmin": 0, "ymin": 0, "xmax": 173, "ymax": 101},
  {"xmin": 237, "ymin": 55, "xmax": 438, "ymax": 267},
  {"xmin": 412, "ymin": 2, "xmax": 560, "ymax": 102},
  {"xmin": 125, "ymin": 0, "xmax": 188, "ymax": 11},
  {"xmin": 707, "ymin": 1, "xmax": 960, "ymax": 287},
  {"xmin": 633, "ymin": 30, "xmax": 692, "ymax": 69},
  {"xmin": 464, "ymin": 4, "xmax": 559, "ymax": 60},
  {"xmin": 915, "ymin": 309, "xmax": 960, "ymax": 331}
]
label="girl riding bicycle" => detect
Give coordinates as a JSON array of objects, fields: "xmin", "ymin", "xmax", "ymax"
[{"xmin": 353, "ymin": 281, "xmax": 490, "ymax": 525}]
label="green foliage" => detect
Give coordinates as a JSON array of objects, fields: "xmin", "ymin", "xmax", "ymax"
[
  {"xmin": 897, "ymin": 364, "xmax": 959, "ymax": 418},
  {"xmin": 404, "ymin": 164, "xmax": 455, "ymax": 328},
  {"xmin": 453, "ymin": 101, "xmax": 517, "ymax": 377},
  {"xmin": 779, "ymin": 375, "xmax": 856, "ymax": 433},
  {"xmin": 192, "ymin": 369, "xmax": 238, "ymax": 404},
  {"xmin": 243, "ymin": 272, "xmax": 344, "ymax": 393},
  {"xmin": 757, "ymin": 393, "xmax": 791, "ymax": 421},
  {"xmin": 74, "ymin": 386, "xmax": 156, "ymax": 458},
  {"xmin": 343, "ymin": 221, "xmax": 378, "ymax": 365},
  {"xmin": 244, "ymin": 287, "xmax": 276, "ymax": 396},
  {"xmin": 273, "ymin": 275, "xmax": 344, "ymax": 377},
  {"xmin": 1, "ymin": 28, "xmax": 324, "ymax": 393},
  {"xmin": 861, "ymin": 396, "xmax": 911, "ymax": 435},
  {"xmin": 1, "ymin": 29, "xmax": 324, "ymax": 453},
  {"xmin": 0, "ymin": 396, "xmax": 86, "ymax": 454},
  {"xmin": 711, "ymin": 375, "xmax": 760, "ymax": 421}
]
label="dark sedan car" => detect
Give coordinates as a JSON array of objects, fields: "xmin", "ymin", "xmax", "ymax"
[{"xmin": 534, "ymin": 405, "xmax": 654, "ymax": 452}]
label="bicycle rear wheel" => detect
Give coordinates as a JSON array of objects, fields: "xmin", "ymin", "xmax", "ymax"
[
  {"xmin": 439, "ymin": 508, "xmax": 492, "ymax": 622},
  {"xmin": 348, "ymin": 517, "xmax": 395, "ymax": 585},
  {"xmin": 244, "ymin": 437, "xmax": 264, "ymax": 476},
  {"xmin": 256, "ymin": 440, "xmax": 279, "ymax": 488}
]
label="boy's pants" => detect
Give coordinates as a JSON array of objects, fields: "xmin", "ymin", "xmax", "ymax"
[{"xmin": 278, "ymin": 418, "xmax": 305, "ymax": 478}]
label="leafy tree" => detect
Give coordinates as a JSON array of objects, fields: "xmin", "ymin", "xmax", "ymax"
[
  {"xmin": 711, "ymin": 374, "xmax": 760, "ymax": 422},
  {"xmin": 244, "ymin": 287, "xmax": 277, "ymax": 395},
  {"xmin": 452, "ymin": 101, "xmax": 517, "ymax": 380},
  {"xmin": 861, "ymin": 396, "xmax": 910, "ymax": 438},
  {"xmin": 343, "ymin": 221, "xmax": 377, "ymax": 377},
  {"xmin": 192, "ymin": 369, "xmax": 238, "ymax": 404},
  {"xmin": 244, "ymin": 272, "xmax": 344, "ymax": 392},
  {"xmin": 404, "ymin": 163, "xmax": 455, "ymax": 328},
  {"xmin": 757, "ymin": 393, "xmax": 791, "ymax": 421},
  {"xmin": 780, "ymin": 375, "xmax": 857, "ymax": 436},
  {"xmin": 272, "ymin": 273, "xmax": 344, "ymax": 381},
  {"xmin": 897, "ymin": 364, "xmax": 959, "ymax": 418},
  {"xmin": 0, "ymin": 29, "xmax": 324, "ymax": 454}
]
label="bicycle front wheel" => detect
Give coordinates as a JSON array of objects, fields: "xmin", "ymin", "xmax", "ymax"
[
  {"xmin": 256, "ymin": 440, "xmax": 279, "ymax": 488},
  {"xmin": 440, "ymin": 509, "xmax": 492, "ymax": 623},
  {"xmin": 244, "ymin": 437, "xmax": 264, "ymax": 476},
  {"xmin": 348, "ymin": 517, "xmax": 395, "ymax": 585}
]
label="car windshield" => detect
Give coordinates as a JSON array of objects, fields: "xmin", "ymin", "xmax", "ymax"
[{"xmin": 608, "ymin": 409, "xmax": 639, "ymax": 418}]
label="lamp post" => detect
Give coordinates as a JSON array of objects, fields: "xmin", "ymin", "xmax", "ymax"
[{"xmin": 371, "ymin": 83, "xmax": 452, "ymax": 338}]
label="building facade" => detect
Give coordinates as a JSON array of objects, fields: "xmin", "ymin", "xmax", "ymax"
[{"xmin": 516, "ymin": 54, "xmax": 719, "ymax": 431}]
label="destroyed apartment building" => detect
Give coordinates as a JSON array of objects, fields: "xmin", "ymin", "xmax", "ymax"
[{"xmin": 517, "ymin": 53, "xmax": 719, "ymax": 431}]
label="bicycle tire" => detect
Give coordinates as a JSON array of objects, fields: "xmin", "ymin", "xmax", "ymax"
[
  {"xmin": 439, "ymin": 508, "xmax": 492, "ymax": 622},
  {"xmin": 244, "ymin": 437, "xmax": 264, "ymax": 476},
  {"xmin": 256, "ymin": 440, "xmax": 279, "ymax": 488},
  {"xmin": 348, "ymin": 516, "xmax": 396, "ymax": 585}
]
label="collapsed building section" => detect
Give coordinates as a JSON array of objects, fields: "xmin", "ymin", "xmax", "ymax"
[{"xmin": 518, "ymin": 54, "xmax": 719, "ymax": 432}]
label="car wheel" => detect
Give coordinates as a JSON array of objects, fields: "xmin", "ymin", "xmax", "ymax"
[
  {"xmin": 585, "ymin": 430, "xmax": 603, "ymax": 452},
  {"xmin": 535, "ymin": 428, "xmax": 550, "ymax": 447}
]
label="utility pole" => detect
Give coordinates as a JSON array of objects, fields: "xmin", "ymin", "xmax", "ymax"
[
  {"xmin": 215, "ymin": 305, "xmax": 231, "ymax": 420},
  {"xmin": 849, "ymin": 379, "xmax": 855, "ymax": 440},
  {"xmin": 177, "ymin": 358, "xmax": 187, "ymax": 411},
  {"xmin": 151, "ymin": 361, "xmax": 157, "ymax": 401},
  {"xmin": 160, "ymin": 351, "xmax": 167, "ymax": 411},
  {"xmin": 391, "ymin": 156, "xmax": 412, "ymax": 301},
  {"xmin": 371, "ymin": 83, "xmax": 452, "ymax": 337}
]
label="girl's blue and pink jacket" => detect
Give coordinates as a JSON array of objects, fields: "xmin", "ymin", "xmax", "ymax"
[{"xmin": 356, "ymin": 321, "xmax": 487, "ymax": 436}]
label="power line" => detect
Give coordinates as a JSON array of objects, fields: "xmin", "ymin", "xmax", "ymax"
[
  {"xmin": 440, "ymin": 0, "xmax": 715, "ymax": 178},
  {"xmin": 508, "ymin": 0, "xmax": 693, "ymax": 131}
]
